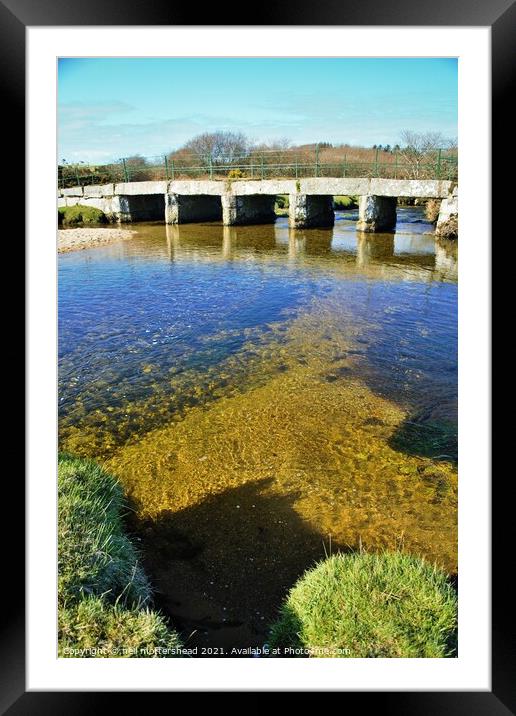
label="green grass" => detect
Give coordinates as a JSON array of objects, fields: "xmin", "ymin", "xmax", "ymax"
[
  {"xmin": 268, "ymin": 551, "xmax": 457, "ymax": 658},
  {"xmin": 274, "ymin": 195, "xmax": 289, "ymax": 216},
  {"xmin": 58, "ymin": 454, "xmax": 182, "ymax": 657},
  {"xmin": 59, "ymin": 596, "xmax": 182, "ymax": 657},
  {"xmin": 334, "ymin": 195, "xmax": 358, "ymax": 209},
  {"xmin": 58, "ymin": 204, "xmax": 107, "ymax": 226}
]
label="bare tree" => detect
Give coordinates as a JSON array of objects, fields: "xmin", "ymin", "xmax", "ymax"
[
  {"xmin": 399, "ymin": 130, "xmax": 452, "ymax": 179},
  {"xmin": 266, "ymin": 138, "xmax": 292, "ymax": 151},
  {"xmin": 180, "ymin": 131, "xmax": 251, "ymax": 167},
  {"xmin": 123, "ymin": 154, "xmax": 151, "ymax": 181}
]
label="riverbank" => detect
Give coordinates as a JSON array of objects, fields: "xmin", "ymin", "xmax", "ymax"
[
  {"xmin": 58, "ymin": 227, "xmax": 136, "ymax": 253},
  {"xmin": 58, "ymin": 454, "xmax": 182, "ymax": 657},
  {"xmin": 58, "ymin": 456, "xmax": 456, "ymax": 658},
  {"xmin": 58, "ymin": 452, "xmax": 457, "ymax": 657}
]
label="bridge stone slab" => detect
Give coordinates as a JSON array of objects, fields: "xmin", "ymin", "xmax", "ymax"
[
  {"xmin": 369, "ymin": 178, "xmax": 451, "ymax": 198},
  {"xmin": 168, "ymin": 180, "xmax": 225, "ymax": 196},
  {"xmin": 62, "ymin": 186, "xmax": 83, "ymax": 197},
  {"xmin": 114, "ymin": 181, "xmax": 168, "ymax": 195},
  {"xmin": 298, "ymin": 178, "xmax": 370, "ymax": 196},
  {"xmin": 63, "ymin": 196, "xmax": 82, "ymax": 207},
  {"xmin": 83, "ymin": 184, "xmax": 115, "ymax": 198},
  {"xmin": 230, "ymin": 179, "xmax": 297, "ymax": 196}
]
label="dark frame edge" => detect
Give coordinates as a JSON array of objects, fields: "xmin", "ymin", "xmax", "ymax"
[
  {"xmin": 492, "ymin": 2, "xmax": 516, "ymax": 714},
  {"xmin": 10, "ymin": 0, "xmax": 511, "ymax": 709},
  {"xmin": 0, "ymin": 1, "xmax": 26, "ymax": 715}
]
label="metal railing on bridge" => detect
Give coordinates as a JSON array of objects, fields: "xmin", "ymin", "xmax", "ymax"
[{"xmin": 58, "ymin": 146, "xmax": 458, "ymax": 189}]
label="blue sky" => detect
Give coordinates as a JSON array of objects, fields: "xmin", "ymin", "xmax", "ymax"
[{"xmin": 58, "ymin": 57, "xmax": 457, "ymax": 163}]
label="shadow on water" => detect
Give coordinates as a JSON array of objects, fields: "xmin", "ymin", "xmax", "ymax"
[
  {"xmin": 388, "ymin": 414, "xmax": 458, "ymax": 466},
  {"xmin": 126, "ymin": 477, "xmax": 346, "ymax": 654}
]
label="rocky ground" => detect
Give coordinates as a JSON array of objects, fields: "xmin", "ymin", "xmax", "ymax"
[{"xmin": 58, "ymin": 227, "xmax": 136, "ymax": 253}]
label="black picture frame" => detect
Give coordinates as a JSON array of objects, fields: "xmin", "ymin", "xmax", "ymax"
[{"xmin": 7, "ymin": 0, "xmax": 508, "ymax": 708}]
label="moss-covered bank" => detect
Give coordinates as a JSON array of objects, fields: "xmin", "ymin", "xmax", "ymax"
[{"xmin": 58, "ymin": 204, "xmax": 107, "ymax": 226}]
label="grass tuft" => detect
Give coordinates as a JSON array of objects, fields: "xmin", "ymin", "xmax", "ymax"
[
  {"xmin": 58, "ymin": 454, "xmax": 182, "ymax": 657},
  {"xmin": 58, "ymin": 596, "xmax": 183, "ymax": 657},
  {"xmin": 268, "ymin": 551, "xmax": 457, "ymax": 658}
]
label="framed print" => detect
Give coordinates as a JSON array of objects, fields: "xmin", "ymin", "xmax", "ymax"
[{"xmin": 7, "ymin": 0, "xmax": 509, "ymax": 707}]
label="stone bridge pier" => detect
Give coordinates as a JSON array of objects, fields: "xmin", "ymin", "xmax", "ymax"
[
  {"xmin": 357, "ymin": 195, "xmax": 397, "ymax": 233},
  {"xmin": 435, "ymin": 190, "xmax": 458, "ymax": 239},
  {"xmin": 165, "ymin": 193, "xmax": 222, "ymax": 224},
  {"xmin": 221, "ymin": 193, "xmax": 334, "ymax": 228},
  {"xmin": 221, "ymin": 194, "xmax": 276, "ymax": 226},
  {"xmin": 289, "ymin": 194, "xmax": 334, "ymax": 228},
  {"xmin": 116, "ymin": 194, "xmax": 165, "ymax": 222}
]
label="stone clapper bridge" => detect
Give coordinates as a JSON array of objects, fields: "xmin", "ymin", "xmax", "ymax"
[{"xmin": 58, "ymin": 177, "xmax": 458, "ymax": 234}]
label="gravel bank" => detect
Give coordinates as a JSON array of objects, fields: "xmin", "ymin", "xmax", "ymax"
[{"xmin": 58, "ymin": 228, "xmax": 136, "ymax": 253}]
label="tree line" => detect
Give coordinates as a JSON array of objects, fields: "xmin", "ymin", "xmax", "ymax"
[{"xmin": 59, "ymin": 130, "xmax": 458, "ymax": 187}]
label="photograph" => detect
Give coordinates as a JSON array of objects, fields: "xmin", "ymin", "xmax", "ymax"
[{"xmin": 56, "ymin": 56, "xmax": 460, "ymax": 660}]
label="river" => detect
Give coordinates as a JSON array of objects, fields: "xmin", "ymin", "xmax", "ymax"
[{"xmin": 58, "ymin": 207, "xmax": 458, "ymax": 651}]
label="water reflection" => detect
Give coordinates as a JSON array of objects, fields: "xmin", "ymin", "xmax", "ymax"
[
  {"xmin": 59, "ymin": 208, "xmax": 457, "ymax": 447},
  {"xmin": 435, "ymin": 238, "xmax": 459, "ymax": 282},
  {"xmin": 166, "ymin": 222, "xmax": 281, "ymax": 263},
  {"xmin": 222, "ymin": 226, "xmax": 235, "ymax": 260},
  {"xmin": 59, "ymin": 206, "xmax": 458, "ymax": 646},
  {"xmin": 158, "ymin": 210, "xmax": 457, "ymax": 285},
  {"xmin": 356, "ymin": 232, "xmax": 395, "ymax": 266}
]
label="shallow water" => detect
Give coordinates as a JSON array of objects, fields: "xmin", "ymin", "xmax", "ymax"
[{"xmin": 58, "ymin": 208, "xmax": 458, "ymax": 651}]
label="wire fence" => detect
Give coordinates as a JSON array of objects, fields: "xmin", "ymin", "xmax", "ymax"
[{"xmin": 58, "ymin": 146, "xmax": 458, "ymax": 188}]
